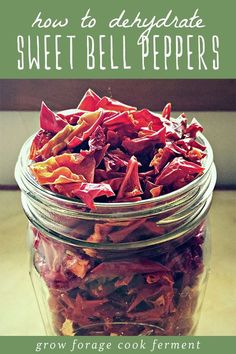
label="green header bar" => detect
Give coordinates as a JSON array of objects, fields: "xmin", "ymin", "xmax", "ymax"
[
  {"xmin": 0, "ymin": 336, "xmax": 236, "ymax": 354},
  {"xmin": 0, "ymin": 0, "xmax": 236, "ymax": 78}
]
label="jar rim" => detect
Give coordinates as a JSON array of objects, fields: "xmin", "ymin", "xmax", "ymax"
[
  {"xmin": 16, "ymin": 131, "xmax": 216, "ymax": 249},
  {"xmin": 24, "ymin": 182, "xmax": 214, "ymax": 250},
  {"xmin": 16, "ymin": 131, "xmax": 213, "ymax": 212}
]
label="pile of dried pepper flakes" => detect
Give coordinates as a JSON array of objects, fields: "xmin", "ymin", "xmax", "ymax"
[
  {"xmin": 29, "ymin": 89, "xmax": 206, "ymax": 210},
  {"xmin": 29, "ymin": 89, "xmax": 207, "ymax": 336}
]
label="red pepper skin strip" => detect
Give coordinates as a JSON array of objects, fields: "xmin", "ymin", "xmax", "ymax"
[
  {"xmin": 86, "ymin": 260, "xmax": 171, "ymax": 281},
  {"xmin": 107, "ymin": 218, "xmax": 146, "ymax": 243},
  {"xmin": 116, "ymin": 156, "xmax": 143, "ymax": 200},
  {"xmin": 162, "ymin": 103, "xmax": 172, "ymax": 120}
]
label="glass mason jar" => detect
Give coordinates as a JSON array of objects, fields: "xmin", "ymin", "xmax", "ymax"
[{"xmin": 15, "ymin": 133, "xmax": 216, "ymax": 336}]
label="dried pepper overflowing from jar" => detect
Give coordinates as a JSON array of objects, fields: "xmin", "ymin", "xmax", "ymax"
[
  {"xmin": 29, "ymin": 89, "xmax": 206, "ymax": 210},
  {"xmin": 28, "ymin": 90, "xmax": 208, "ymax": 336}
]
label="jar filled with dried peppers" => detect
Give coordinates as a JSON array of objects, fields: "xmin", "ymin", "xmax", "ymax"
[{"xmin": 15, "ymin": 90, "xmax": 216, "ymax": 336}]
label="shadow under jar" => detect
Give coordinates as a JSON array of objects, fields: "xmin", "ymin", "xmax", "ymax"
[{"xmin": 15, "ymin": 133, "xmax": 216, "ymax": 336}]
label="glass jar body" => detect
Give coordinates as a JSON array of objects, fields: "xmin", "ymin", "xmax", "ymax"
[
  {"xmin": 15, "ymin": 133, "xmax": 216, "ymax": 336},
  {"xmin": 28, "ymin": 216, "xmax": 210, "ymax": 336}
]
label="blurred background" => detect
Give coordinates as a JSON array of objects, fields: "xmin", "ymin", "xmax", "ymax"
[{"xmin": 0, "ymin": 79, "xmax": 235, "ymax": 335}]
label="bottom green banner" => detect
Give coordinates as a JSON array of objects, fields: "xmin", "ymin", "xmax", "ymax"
[{"xmin": 0, "ymin": 336, "xmax": 235, "ymax": 354}]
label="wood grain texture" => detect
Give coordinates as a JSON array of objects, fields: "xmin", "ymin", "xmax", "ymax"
[{"xmin": 0, "ymin": 79, "xmax": 235, "ymax": 111}]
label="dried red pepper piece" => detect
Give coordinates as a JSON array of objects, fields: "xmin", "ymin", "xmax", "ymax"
[
  {"xmin": 103, "ymin": 111, "xmax": 135, "ymax": 129},
  {"xmin": 57, "ymin": 109, "xmax": 86, "ymax": 125},
  {"xmin": 122, "ymin": 127, "xmax": 166, "ymax": 155},
  {"xmin": 107, "ymin": 219, "xmax": 146, "ymax": 243},
  {"xmin": 187, "ymin": 147, "xmax": 207, "ymax": 162},
  {"xmin": 128, "ymin": 280, "xmax": 173, "ymax": 312},
  {"xmin": 29, "ymin": 130, "xmax": 54, "ymax": 160},
  {"xmin": 116, "ymin": 156, "xmax": 143, "ymax": 200},
  {"xmin": 53, "ymin": 182, "xmax": 115, "ymax": 210},
  {"xmin": 65, "ymin": 110, "xmax": 105, "ymax": 149},
  {"xmin": 97, "ymin": 96, "xmax": 137, "ymax": 112},
  {"xmin": 61, "ymin": 292, "xmax": 108, "ymax": 326},
  {"xmin": 77, "ymin": 89, "xmax": 101, "ymax": 111},
  {"xmin": 155, "ymin": 157, "xmax": 204, "ymax": 186},
  {"xmin": 150, "ymin": 146, "xmax": 174, "ymax": 174},
  {"xmin": 37, "ymin": 124, "xmax": 74, "ymax": 159},
  {"xmin": 30, "ymin": 153, "xmax": 95, "ymax": 184},
  {"xmin": 132, "ymin": 109, "xmax": 164, "ymax": 131},
  {"xmin": 40, "ymin": 102, "xmax": 68, "ymax": 133},
  {"xmin": 88, "ymin": 125, "xmax": 106, "ymax": 152},
  {"xmin": 104, "ymin": 149, "xmax": 130, "ymax": 173},
  {"xmin": 162, "ymin": 103, "xmax": 172, "ymax": 120},
  {"xmin": 186, "ymin": 118, "xmax": 203, "ymax": 138}
]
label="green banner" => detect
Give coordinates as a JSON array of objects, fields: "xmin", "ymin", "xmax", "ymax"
[
  {"xmin": 0, "ymin": 336, "xmax": 236, "ymax": 354},
  {"xmin": 0, "ymin": 0, "xmax": 236, "ymax": 78}
]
